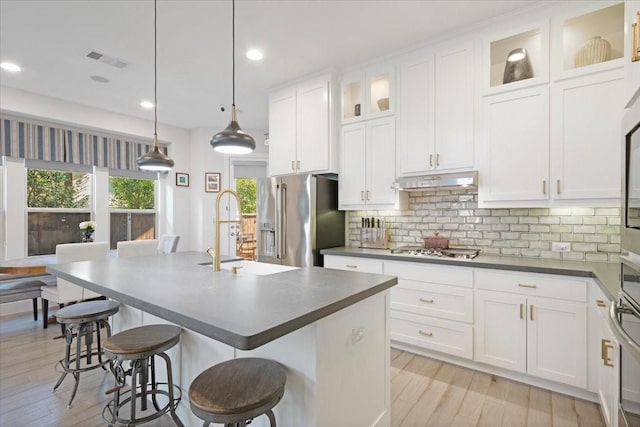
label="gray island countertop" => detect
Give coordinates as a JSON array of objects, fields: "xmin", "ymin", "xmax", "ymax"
[
  {"xmin": 47, "ymin": 251, "xmax": 397, "ymax": 350},
  {"xmin": 321, "ymin": 247, "xmax": 620, "ymax": 300}
]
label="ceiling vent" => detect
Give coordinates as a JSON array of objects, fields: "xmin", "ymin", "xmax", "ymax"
[{"xmin": 83, "ymin": 49, "xmax": 129, "ymax": 69}]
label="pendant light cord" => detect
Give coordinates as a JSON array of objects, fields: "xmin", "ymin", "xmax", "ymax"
[
  {"xmin": 232, "ymin": 0, "xmax": 235, "ymax": 107},
  {"xmin": 154, "ymin": 0, "xmax": 158, "ymax": 138}
]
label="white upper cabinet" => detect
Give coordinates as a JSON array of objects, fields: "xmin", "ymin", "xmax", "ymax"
[
  {"xmin": 341, "ymin": 63, "xmax": 395, "ymax": 124},
  {"xmin": 550, "ymin": 69, "xmax": 625, "ymax": 202},
  {"xmin": 551, "ymin": 2, "xmax": 625, "ymax": 81},
  {"xmin": 626, "ymin": 1, "xmax": 640, "ymax": 106},
  {"xmin": 479, "ymin": 86, "xmax": 550, "ymax": 203},
  {"xmin": 268, "ymin": 74, "xmax": 337, "ymax": 176},
  {"xmin": 398, "ymin": 52, "xmax": 435, "ymax": 175},
  {"xmin": 398, "ymin": 40, "xmax": 474, "ymax": 176},
  {"xmin": 339, "ymin": 117, "xmax": 406, "ymax": 210},
  {"xmin": 482, "ymin": 20, "xmax": 550, "ymax": 96}
]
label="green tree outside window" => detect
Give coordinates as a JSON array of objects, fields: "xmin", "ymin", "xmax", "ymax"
[{"xmin": 236, "ymin": 178, "xmax": 256, "ymax": 214}]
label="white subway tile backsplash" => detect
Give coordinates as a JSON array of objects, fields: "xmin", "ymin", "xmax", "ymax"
[{"xmin": 347, "ymin": 189, "xmax": 620, "ymax": 262}]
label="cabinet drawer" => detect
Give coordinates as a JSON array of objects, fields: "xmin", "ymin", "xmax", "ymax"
[
  {"xmin": 475, "ymin": 269, "xmax": 587, "ymax": 302},
  {"xmin": 391, "ymin": 282, "xmax": 473, "ymax": 323},
  {"xmin": 391, "ymin": 311, "xmax": 473, "ymax": 359},
  {"xmin": 384, "ymin": 261, "xmax": 473, "ymax": 288},
  {"xmin": 323, "ymin": 255, "xmax": 383, "ymax": 274}
]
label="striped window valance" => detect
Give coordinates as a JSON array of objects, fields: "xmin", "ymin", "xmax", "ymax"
[{"xmin": 0, "ymin": 116, "xmax": 170, "ymax": 171}]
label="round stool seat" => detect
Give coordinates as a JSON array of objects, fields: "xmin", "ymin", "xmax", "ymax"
[
  {"xmin": 103, "ymin": 324, "xmax": 181, "ymax": 359},
  {"xmin": 55, "ymin": 300, "xmax": 120, "ymax": 324},
  {"xmin": 189, "ymin": 358, "xmax": 286, "ymax": 424}
]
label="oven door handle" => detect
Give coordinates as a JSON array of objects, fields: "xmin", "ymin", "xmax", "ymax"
[{"xmin": 609, "ymin": 300, "xmax": 640, "ymax": 364}]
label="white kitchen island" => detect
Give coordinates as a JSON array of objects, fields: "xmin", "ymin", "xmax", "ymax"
[{"xmin": 47, "ymin": 252, "xmax": 396, "ymax": 427}]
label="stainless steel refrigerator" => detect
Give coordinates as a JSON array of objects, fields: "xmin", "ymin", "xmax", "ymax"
[{"xmin": 257, "ymin": 174, "xmax": 344, "ymax": 267}]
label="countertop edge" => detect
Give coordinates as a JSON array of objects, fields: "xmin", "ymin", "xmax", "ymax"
[{"xmin": 321, "ymin": 247, "xmax": 619, "ymax": 301}]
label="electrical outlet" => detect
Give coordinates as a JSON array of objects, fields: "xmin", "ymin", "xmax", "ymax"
[{"xmin": 552, "ymin": 242, "xmax": 571, "ymax": 252}]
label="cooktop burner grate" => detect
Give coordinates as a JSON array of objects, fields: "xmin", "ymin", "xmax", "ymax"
[{"xmin": 390, "ymin": 246, "xmax": 480, "ymax": 259}]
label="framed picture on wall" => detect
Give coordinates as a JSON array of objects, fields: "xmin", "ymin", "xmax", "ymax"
[
  {"xmin": 175, "ymin": 172, "xmax": 189, "ymax": 187},
  {"xmin": 205, "ymin": 172, "xmax": 221, "ymax": 193}
]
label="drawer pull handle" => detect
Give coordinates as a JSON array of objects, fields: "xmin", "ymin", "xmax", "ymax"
[
  {"xmin": 419, "ymin": 298, "xmax": 434, "ymax": 304},
  {"xmin": 530, "ymin": 305, "xmax": 534, "ymax": 321},
  {"xmin": 345, "ymin": 265, "xmax": 358, "ymax": 269},
  {"xmin": 596, "ymin": 300, "xmax": 607, "ymax": 308},
  {"xmin": 601, "ymin": 339, "xmax": 615, "ymax": 367},
  {"xmin": 520, "ymin": 303, "xmax": 524, "ymax": 319},
  {"xmin": 418, "ymin": 330, "xmax": 433, "ymax": 337},
  {"xmin": 518, "ymin": 283, "xmax": 537, "ymax": 289}
]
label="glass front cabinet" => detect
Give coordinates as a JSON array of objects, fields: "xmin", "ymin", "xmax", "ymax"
[{"xmin": 341, "ymin": 64, "xmax": 395, "ymax": 124}]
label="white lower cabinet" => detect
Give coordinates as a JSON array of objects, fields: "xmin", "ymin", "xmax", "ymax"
[
  {"xmin": 385, "ymin": 261, "xmax": 474, "ymax": 359},
  {"xmin": 475, "ymin": 270, "xmax": 588, "ymax": 388},
  {"xmin": 595, "ymin": 304, "xmax": 619, "ymax": 427},
  {"xmin": 323, "ymin": 255, "xmax": 383, "ymax": 274}
]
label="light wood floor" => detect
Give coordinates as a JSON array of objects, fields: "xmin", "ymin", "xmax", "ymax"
[{"xmin": 1, "ymin": 312, "xmax": 604, "ymax": 426}]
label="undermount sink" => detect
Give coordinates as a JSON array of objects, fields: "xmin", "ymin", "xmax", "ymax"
[{"xmin": 199, "ymin": 260, "xmax": 297, "ymax": 276}]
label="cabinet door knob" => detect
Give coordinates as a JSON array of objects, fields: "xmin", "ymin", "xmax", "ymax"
[
  {"xmin": 436, "ymin": 153, "xmax": 440, "ymax": 167},
  {"xmin": 366, "ymin": 190, "xmax": 370, "ymax": 201},
  {"xmin": 520, "ymin": 303, "xmax": 524, "ymax": 319},
  {"xmin": 542, "ymin": 180, "xmax": 547, "ymax": 195},
  {"xmin": 419, "ymin": 298, "xmax": 434, "ymax": 304},
  {"xmin": 360, "ymin": 190, "xmax": 365, "ymax": 201},
  {"xmin": 518, "ymin": 283, "xmax": 537, "ymax": 289},
  {"xmin": 557, "ymin": 179, "xmax": 561, "ymax": 194},
  {"xmin": 291, "ymin": 160, "xmax": 295, "ymax": 171},
  {"xmin": 530, "ymin": 304, "xmax": 534, "ymax": 321},
  {"xmin": 429, "ymin": 154, "xmax": 433, "ymax": 167},
  {"xmin": 418, "ymin": 330, "xmax": 433, "ymax": 337},
  {"xmin": 297, "ymin": 160, "xmax": 300, "ymax": 170},
  {"xmin": 596, "ymin": 300, "xmax": 607, "ymax": 308}
]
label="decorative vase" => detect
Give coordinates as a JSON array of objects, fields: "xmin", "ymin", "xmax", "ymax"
[
  {"xmin": 82, "ymin": 234, "xmax": 94, "ymax": 243},
  {"xmin": 574, "ymin": 36, "xmax": 611, "ymax": 68}
]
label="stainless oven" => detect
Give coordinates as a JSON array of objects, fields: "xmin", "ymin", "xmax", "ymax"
[{"xmin": 611, "ymin": 257, "xmax": 640, "ymax": 427}]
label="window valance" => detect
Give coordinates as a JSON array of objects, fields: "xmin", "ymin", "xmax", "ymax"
[{"xmin": 0, "ymin": 116, "xmax": 170, "ymax": 171}]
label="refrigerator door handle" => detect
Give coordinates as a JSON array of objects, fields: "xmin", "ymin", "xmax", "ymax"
[{"xmin": 280, "ymin": 183, "xmax": 287, "ymax": 259}]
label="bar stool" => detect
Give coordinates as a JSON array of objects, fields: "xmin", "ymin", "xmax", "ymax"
[
  {"xmin": 189, "ymin": 358, "xmax": 286, "ymax": 427},
  {"xmin": 53, "ymin": 299, "xmax": 121, "ymax": 408},
  {"xmin": 102, "ymin": 324, "xmax": 183, "ymax": 426}
]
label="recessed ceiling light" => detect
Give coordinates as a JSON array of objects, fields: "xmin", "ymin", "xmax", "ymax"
[
  {"xmin": 246, "ymin": 49, "xmax": 263, "ymax": 61},
  {"xmin": 89, "ymin": 75, "xmax": 110, "ymax": 83},
  {"xmin": 0, "ymin": 62, "xmax": 21, "ymax": 72},
  {"xmin": 140, "ymin": 100, "xmax": 154, "ymax": 109}
]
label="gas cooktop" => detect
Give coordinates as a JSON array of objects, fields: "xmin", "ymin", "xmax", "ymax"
[{"xmin": 389, "ymin": 246, "xmax": 480, "ymax": 260}]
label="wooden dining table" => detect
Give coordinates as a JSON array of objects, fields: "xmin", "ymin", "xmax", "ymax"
[{"xmin": 0, "ymin": 255, "xmax": 55, "ymax": 275}]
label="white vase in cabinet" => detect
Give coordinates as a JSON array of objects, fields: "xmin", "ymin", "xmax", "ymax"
[
  {"xmin": 341, "ymin": 63, "xmax": 395, "ymax": 124},
  {"xmin": 550, "ymin": 69, "xmax": 624, "ymax": 202},
  {"xmin": 475, "ymin": 290, "xmax": 587, "ymax": 388},
  {"xmin": 339, "ymin": 117, "xmax": 406, "ymax": 210},
  {"xmin": 398, "ymin": 41, "xmax": 474, "ymax": 176},
  {"xmin": 268, "ymin": 75, "xmax": 336, "ymax": 176},
  {"xmin": 478, "ymin": 85, "xmax": 550, "ymax": 205}
]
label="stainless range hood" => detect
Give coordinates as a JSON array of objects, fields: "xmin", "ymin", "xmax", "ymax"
[{"xmin": 392, "ymin": 171, "xmax": 478, "ymax": 191}]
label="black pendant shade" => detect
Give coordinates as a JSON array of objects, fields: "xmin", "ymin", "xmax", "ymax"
[
  {"xmin": 137, "ymin": 134, "xmax": 175, "ymax": 171},
  {"xmin": 210, "ymin": 105, "xmax": 256, "ymax": 154},
  {"xmin": 210, "ymin": 0, "xmax": 256, "ymax": 155},
  {"xmin": 137, "ymin": 0, "xmax": 175, "ymax": 172}
]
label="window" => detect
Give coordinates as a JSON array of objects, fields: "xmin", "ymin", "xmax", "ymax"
[
  {"xmin": 109, "ymin": 174, "xmax": 156, "ymax": 249},
  {"xmin": 26, "ymin": 166, "xmax": 92, "ymax": 255}
]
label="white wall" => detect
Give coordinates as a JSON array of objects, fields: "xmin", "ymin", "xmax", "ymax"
[{"xmin": 188, "ymin": 126, "xmax": 267, "ymax": 254}]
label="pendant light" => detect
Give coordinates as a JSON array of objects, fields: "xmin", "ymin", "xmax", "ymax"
[
  {"xmin": 137, "ymin": 0, "xmax": 175, "ymax": 171},
  {"xmin": 210, "ymin": 0, "xmax": 256, "ymax": 154}
]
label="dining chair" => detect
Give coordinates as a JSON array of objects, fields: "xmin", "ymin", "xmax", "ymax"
[
  {"xmin": 158, "ymin": 235, "xmax": 180, "ymax": 254},
  {"xmin": 40, "ymin": 242, "xmax": 109, "ymax": 329},
  {"xmin": 116, "ymin": 239, "xmax": 159, "ymax": 258}
]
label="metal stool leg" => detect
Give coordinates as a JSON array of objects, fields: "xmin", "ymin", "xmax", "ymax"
[
  {"xmin": 130, "ymin": 359, "xmax": 140, "ymax": 424},
  {"xmin": 266, "ymin": 409, "xmax": 277, "ymax": 427},
  {"xmin": 53, "ymin": 325, "xmax": 73, "ymax": 391},
  {"xmin": 158, "ymin": 352, "xmax": 184, "ymax": 427}
]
